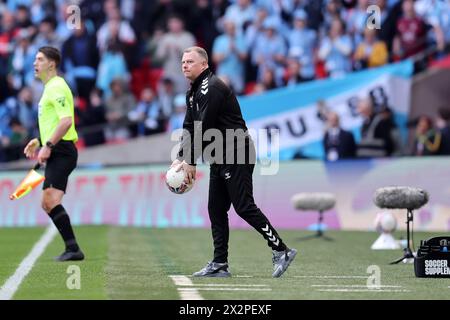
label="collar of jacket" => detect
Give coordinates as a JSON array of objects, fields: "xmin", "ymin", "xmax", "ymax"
[{"xmin": 190, "ymin": 68, "xmax": 211, "ymax": 92}]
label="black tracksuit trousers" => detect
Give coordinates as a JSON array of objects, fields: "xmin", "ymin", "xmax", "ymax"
[{"xmin": 209, "ymin": 163, "xmax": 287, "ymax": 263}]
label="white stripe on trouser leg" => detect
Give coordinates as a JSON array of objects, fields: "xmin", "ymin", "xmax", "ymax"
[{"xmin": 261, "ymin": 224, "xmax": 279, "ymax": 247}]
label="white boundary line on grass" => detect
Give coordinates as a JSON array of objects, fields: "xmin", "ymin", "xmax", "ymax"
[
  {"xmin": 169, "ymin": 275, "xmax": 272, "ymax": 299},
  {"xmin": 317, "ymin": 289, "xmax": 410, "ymax": 293},
  {"xmin": 295, "ymin": 275, "xmax": 368, "ymax": 279},
  {"xmin": 178, "ymin": 284, "xmax": 268, "ymax": 287},
  {"xmin": 312, "ymin": 284, "xmax": 403, "ymax": 288},
  {"xmin": 177, "ymin": 274, "xmax": 253, "ymax": 278},
  {"xmin": 0, "ymin": 225, "xmax": 57, "ymax": 300},
  {"xmin": 179, "ymin": 287, "xmax": 272, "ymax": 292},
  {"xmin": 169, "ymin": 275, "xmax": 204, "ymax": 300}
]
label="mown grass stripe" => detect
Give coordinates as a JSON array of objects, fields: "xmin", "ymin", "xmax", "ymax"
[
  {"xmin": 0, "ymin": 226, "xmax": 57, "ymax": 300},
  {"xmin": 12, "ymin": 226, "xmax": 108, "ymax": 300},
  {"xmin": 106, "ymin": 227, "xmax": 180, "ymax": 299},
  {"xmin": 0, "ymin": 227, "xmax": 46, "ymax": 288}
]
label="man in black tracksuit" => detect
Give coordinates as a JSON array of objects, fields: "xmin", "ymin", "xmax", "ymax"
[{"xmin": 170, "ymin": 46, "xmax": 297, "ymax": 278}]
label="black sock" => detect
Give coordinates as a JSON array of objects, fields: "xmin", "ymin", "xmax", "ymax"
[
  {"xmin": 275, "ymin": 244, "xmax": 288, "ymax": 252},
  {"xmin": 49, "ymin": 205, "xmax": 79, "ymax": 252}
]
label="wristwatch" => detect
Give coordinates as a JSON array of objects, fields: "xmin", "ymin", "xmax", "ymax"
[{"xmin": 46, "ymin": 141, "xmax": 55, "ymax": 150}]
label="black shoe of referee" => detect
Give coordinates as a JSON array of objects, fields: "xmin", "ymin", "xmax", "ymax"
[{"xmin": 55, "ymin": 250, "xmax": 85, "ymax": 262}]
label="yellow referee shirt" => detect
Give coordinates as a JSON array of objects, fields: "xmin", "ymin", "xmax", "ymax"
[{"xmin": 38, "ymin": 76, "xmax": 78, "ymax": 145}]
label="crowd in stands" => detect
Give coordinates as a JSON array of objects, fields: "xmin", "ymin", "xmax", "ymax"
[
  {"xmin": 320, "ymin": 98, "xmax": 450, "ymax": 161},
  {"xmin": 0, "ymin": 0, "xmax": 450, "ymax": 162}
]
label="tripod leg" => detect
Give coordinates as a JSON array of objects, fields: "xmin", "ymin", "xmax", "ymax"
[
  {"xmin": 317, "ymin": 211, "xmax": 334, "ymax": 240},
  {"xmin": 297, "ymin": 233, "xmax": 321, "ymax": 241},
  {"xmin": 389, "ymin": 210, "xmax": 416, "ymax": 264},
  {"xmin": 390, "ymin": 249, "xmax": 413, "ymax": 264},
  {"xmin": 298, "ymin": 211, "xmax": 333, "ymax": 241},
  {"xmin": 318, "ymin": 211, "xmax": 324, "ymax": 236},
  {"xmin": 404, "ymin": 210, "xmax": 415, "ymax": 259},
  {"xmin": 390, "ymin": 256, "xmax": 405, "ymax": 264},
  {"xmin": 403, "ymin": 247, "xmax": 415, "ymax": 259}
]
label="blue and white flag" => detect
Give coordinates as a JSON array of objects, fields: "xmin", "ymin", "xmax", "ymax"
[{"xmin": 239, "ymin": 60, "xmax": 413, "ymax": 160}]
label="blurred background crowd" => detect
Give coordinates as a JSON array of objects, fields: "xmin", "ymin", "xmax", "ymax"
[{"xmin": 0, "ymin": 0, "xmax": 450, "ymax": 162}]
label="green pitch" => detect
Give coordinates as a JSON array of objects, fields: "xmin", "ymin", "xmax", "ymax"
[{"xmin": 1, "ymin": 226, "xmax": 449, "ymax": 300}]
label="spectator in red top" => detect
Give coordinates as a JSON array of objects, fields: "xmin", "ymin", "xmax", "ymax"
[{"xmin": 393, "ymin": 0, "xmax": 427, "ymax": 59}]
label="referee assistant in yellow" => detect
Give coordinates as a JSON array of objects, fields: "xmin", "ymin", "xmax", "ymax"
[{"xmin": 24, "ymin": 46, "xmax": 84, "ymax": 261}]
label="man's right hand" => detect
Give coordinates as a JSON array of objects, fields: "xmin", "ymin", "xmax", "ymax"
[
  {"xmin": 170, "ymin": 159, "xmax": 182, "ymax": 169},
  {"xmin": 24, "ymin": 138, "xmax": 40, "ymax": 159},
  {"xmin": 170, "ymin": 159, "xmax": 196, "ymax": 185}
]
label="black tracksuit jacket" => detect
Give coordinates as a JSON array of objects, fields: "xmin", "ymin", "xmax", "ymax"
[{"xmin": 177, "ymin": 68, "xmax": 254, "ymax": 165}]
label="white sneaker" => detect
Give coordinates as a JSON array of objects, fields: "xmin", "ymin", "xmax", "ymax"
[
  {"xmin": 192, "ymin": 261, "xmax": 231, "ymax": 277},
  {"xmin": 272, "ymin": 248, "xmax": 297, "ymax": 278}
]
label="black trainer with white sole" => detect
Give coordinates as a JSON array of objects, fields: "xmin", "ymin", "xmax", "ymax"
[
  {"xmin": 192, "ymin": 261, "xmax": 231, "ymax": 277},
  {"xmin": 54, "ymin": 250, "xmax": 85, "ymax": 262},
  {"xmin": 272, "ymin": 248, "xmax": 297, "ymax": 278}
]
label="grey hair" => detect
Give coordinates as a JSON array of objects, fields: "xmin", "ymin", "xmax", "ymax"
[{"xmin": 183, "ymin": 46, "xmax": 209, "ymax": 64}]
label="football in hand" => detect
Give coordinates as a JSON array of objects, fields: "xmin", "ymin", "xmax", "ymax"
[{"xmin": 165, "ymin": 166, "xmax": 194, "ymax": 194}]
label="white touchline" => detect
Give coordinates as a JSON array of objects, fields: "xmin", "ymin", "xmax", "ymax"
[
  {"xmin": 312, "ymin": 285, "xmax": 403, "ymax": 288},
  {"xmin": 0, "ymin": 225, "xmax": 57, "ymax": 300},
  {"xmin": 176, "ymin": 274, "xmax": 253, "ymax": 278},
  {"xmin": 179, "ymin": 288, "xmax": 272, "ymax": 291},
  {"xmin": 295, "ymin": 275, "xmax": 368, "ymax": 279},
  {"xmin": 317, "ymin": 289, "xmax": 410, "ymax": 293},
  {"xmin": 177, "ymin": 284, "xmax": 269, "ymax": 287},
  {"xmin": 169, "ymin": 275, "xmax": 203, "ymax": 300}
]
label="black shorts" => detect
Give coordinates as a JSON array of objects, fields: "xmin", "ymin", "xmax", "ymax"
[{"xmin": 43, "ymin": 140, "xmax": 78, "ymax": 193}]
